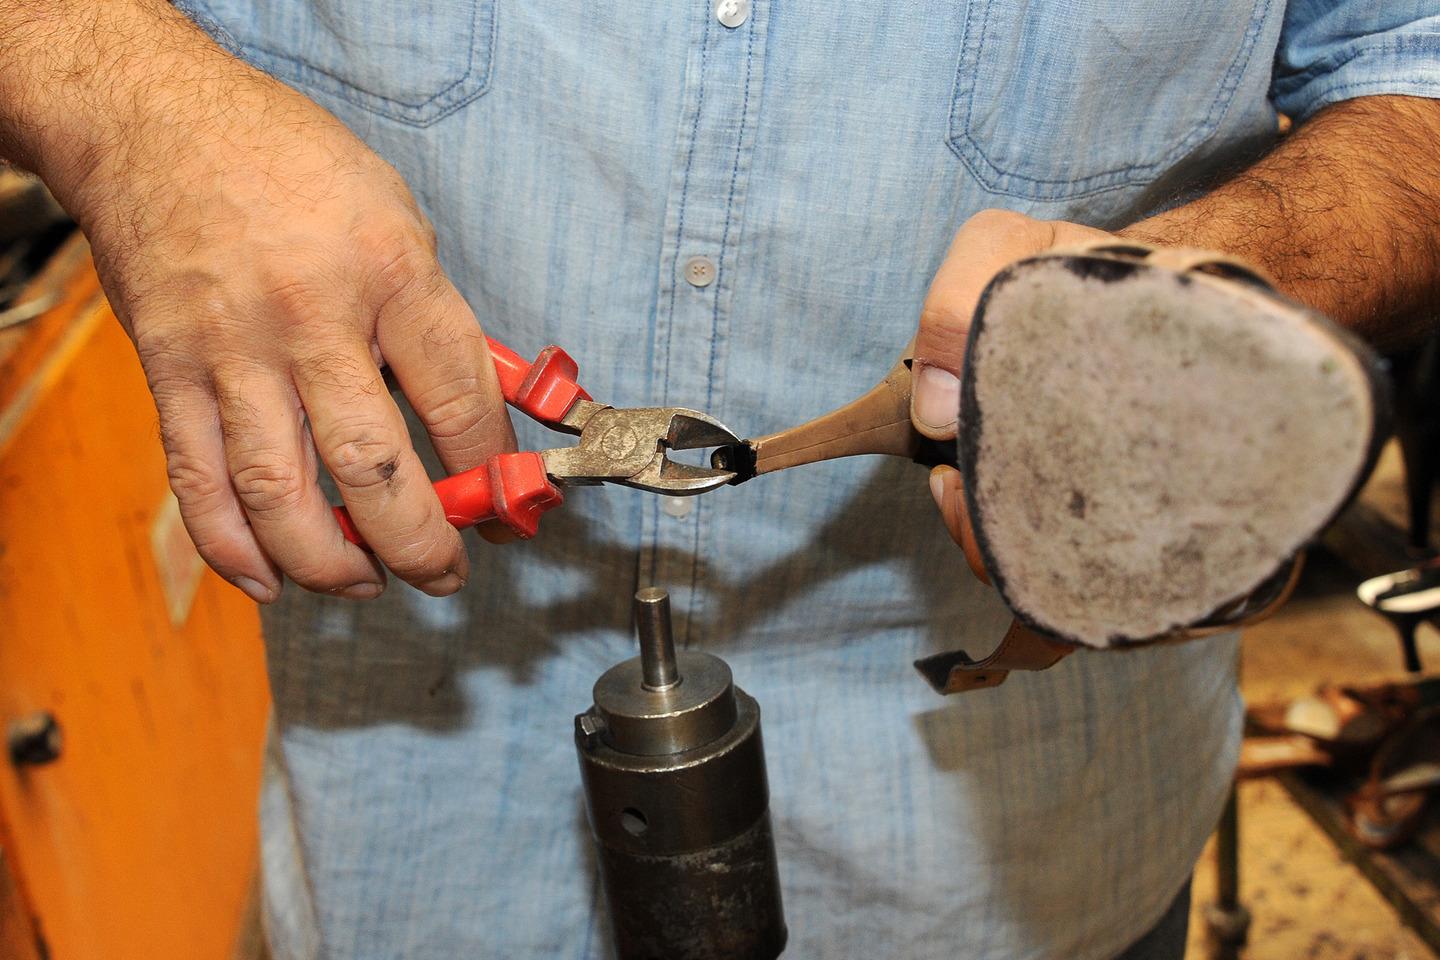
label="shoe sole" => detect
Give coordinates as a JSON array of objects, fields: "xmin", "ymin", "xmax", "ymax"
[{"xmin": 959, "ymin": 247, "xmax": 1389, "ymax": 648}]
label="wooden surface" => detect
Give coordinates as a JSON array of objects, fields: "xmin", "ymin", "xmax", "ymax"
[
  {"xmin": 1190, "ymin": 445, "xmax": 1440, "ymax": 959},
  {"xmin": 0, "ymin": 237, "xmax": 270, "ymax": 960},
  {"xmin": 1183, "ymin": 543, "xmax": 1440, "ymax": 959},
  {"xmin": 1279, "ymin": 767, "xmax": 1440, "ymax": 951},
  {"xmin": 1283, "ymin": 465, "xmax": 1440, "ymax": 952},
  {"xmin": 1188, "ymin": 776, "xmax": 1436, "ymax": 960},
  {"xmin": 1, "ymin": 849, "xmax": 42, "ymax": 960}
]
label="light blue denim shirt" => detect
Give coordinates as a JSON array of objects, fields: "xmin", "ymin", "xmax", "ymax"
[{"xmin": 179, "ymin": 3, "xmax": 1440, "ymax": 958}]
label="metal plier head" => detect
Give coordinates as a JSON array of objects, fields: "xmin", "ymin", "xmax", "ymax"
[{"xmin": 541, "ymin": 399, "xmax": 743, "ymax": 495}]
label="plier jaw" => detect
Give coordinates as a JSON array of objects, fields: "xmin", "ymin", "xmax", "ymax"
[
  {"xmin": 542, "ymin": 401, "xmax": 742, "ymax": 495},
  {"xmin": 335, "ymin": 341, "xmax": 742, "ymax": 547}
]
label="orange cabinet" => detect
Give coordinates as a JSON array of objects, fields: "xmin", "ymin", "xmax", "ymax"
[{"xmin": 0, "ymin": 239, "xmax": 270, "ymax": 959}]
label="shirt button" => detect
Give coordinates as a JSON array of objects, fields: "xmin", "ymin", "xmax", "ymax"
[
  {"xmin": 662, "ymin": 496, "xmax": 694, "ymax": 519},
  {"xmin": 714, "ymin": 0, "xmax": 749, "ymax": 29},
  {"xmin": 683, "ymin": 255, "xmax": 716, "ymax": 288}
]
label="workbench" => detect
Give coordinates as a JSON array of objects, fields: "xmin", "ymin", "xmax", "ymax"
[
  {"xmin": 1269, "ymin": 448, "xmax": 1440, "ymax": 953},
  {"xmin": 0, "ymin": 237, "xmax": 269, "ymax": 960}
]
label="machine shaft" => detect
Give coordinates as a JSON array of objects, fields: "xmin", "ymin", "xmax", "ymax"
[{"xmin": 635, "ymin": 587, "xmax": 680, "ymax": 690}]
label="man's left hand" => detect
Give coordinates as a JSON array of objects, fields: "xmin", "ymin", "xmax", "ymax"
[{"xmin": 910, "ymin": 209, "xmax": 1112, "ymax": 559}]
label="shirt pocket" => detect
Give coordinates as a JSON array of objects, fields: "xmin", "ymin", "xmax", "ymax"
[
  {"xmin": 948, "ymin": 0, "xmax": 1270, "ymax": 201},
  {"xmin": 190, "ymin": 0, "xmax": 497, "ymax": 127}
]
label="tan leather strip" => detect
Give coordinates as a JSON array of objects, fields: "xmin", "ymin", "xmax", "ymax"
[
  {"xmin": 1058, "ymin": 240, "xmax": 1282, "ymax": 290},
  {"xmin": 1058, "ymin": 240, "xmax": 1155, "ymax": 259},
  {"xmin": 914, "ymin": 554, "xmax": 1298, "ymax": 696},
  {"xmin": 1180, "ymin": 553, "xmax": 1306, "ymax": 639},
  {"xmin": 1060, "ymin": 240, "xmax": 1283, "ymax": 294},
  {"xmin": 1144, "ymin": 246, "xmax": 1278, "ymax": 288},
  {"xmin": 750, "ymin": 354, "xmax": 924, "ymax": 475},
  {"xmin": 912, "ymin": 618, "xmax": 1073, "ymax": 694}
]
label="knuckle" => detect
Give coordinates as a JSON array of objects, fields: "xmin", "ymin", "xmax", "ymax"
[
  {"xmin": 411, "ymin": 376, "xmax": 487, "ymax": 441},
  {"xmin": 262, "ymin": 274, "xmax": 330, "ymax": 324},
  {"xmin": 361, "ymin": 231, "xmax": 432, "ymax": 295},
  {"xmin": 384, "ymin": 533, "xmax": 458, "ymax": 583},
  {"xmin": 150, "ymin": 378, "xmax": 208, "ymax": 426},
  {"xmin": 284, "ymin": 561, "xmax": 354, "ymax": 594},
  {"xmin": 231, "ymin": 452, "xmax": 307, "ymax": 514},
  {"xmin": 918, "ymin": 300, "xmax": 968, "ymax": 336},
  {"xmin": 165, "ymin": 449, "xmax": 229, "ymax": 505},
  {"xmin": 360, "ymin": 238, "xmax": 450, "ymax": 320},
  {"xmin": 419, "ymin": 217, "xmax": 438, "ymax": 252},
  {"xmin": 133, "ymin": 322, "xmax": 202, "ymax": 375},
  {"xmin": 319, "ymin": 422, "xmax": 405, "ymax": 492},
  {"xmin": 131, "ymin": 284, "xmax": 268, "ymax": 369}
]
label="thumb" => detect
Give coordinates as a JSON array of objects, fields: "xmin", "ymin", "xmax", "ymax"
[
  {"xmin": 911, "ymin": 359, "xmax": 961, "ymax": 442},
  {"xmin": 912, "ymin": 211, "xmax": 1111, "ymax": 439},
  {"xmin": 912, "ymin": 210, "xmax": 1051, "ymax": 439}
]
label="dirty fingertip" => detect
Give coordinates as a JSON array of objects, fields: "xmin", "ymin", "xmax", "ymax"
[{"xmin": 418, "ymin": 570, "xmax": 467, "ymax": 597}]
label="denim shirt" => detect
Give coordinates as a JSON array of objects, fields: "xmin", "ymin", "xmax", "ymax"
[{"xmin": 179, "ymin": 2, "xmax": 1440, "ymax": 957}]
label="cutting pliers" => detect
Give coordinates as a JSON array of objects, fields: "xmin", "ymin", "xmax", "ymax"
[{"xmin": 335, "ymin": 339, "xmax": 742, "ymax": 548}]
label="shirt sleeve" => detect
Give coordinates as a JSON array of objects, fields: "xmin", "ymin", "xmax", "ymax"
[{"xmin": 1271, "ymin": 2, "xmax": 1440, "ymax": 121}]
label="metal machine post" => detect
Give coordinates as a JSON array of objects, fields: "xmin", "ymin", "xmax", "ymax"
[{"xmin": 576, "ymin": 588, "xmax": 787, "ymax": 960}]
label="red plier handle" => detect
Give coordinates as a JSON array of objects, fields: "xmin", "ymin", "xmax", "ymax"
[
  {"xmin": 484, "ymin": 338, "xmax": 593, "ymax": 426},
  {"xmin": 334, "ymin": 338, "xmax": 592, "ymax": 548}
]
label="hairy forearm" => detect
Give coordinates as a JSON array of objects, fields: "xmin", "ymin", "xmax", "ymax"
[
  {"xmin": 1, "ymin": 1, "xmax": 513, "ymax": 600},
  {"xmin": 1126, "ymin": 95, "xmax": 1440, "ymax": 345},
  {"xmin": 0, "ymin": 1, "xmax": 263, "ymax": 207}
]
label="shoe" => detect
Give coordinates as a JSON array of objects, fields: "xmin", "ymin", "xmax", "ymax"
[
  {"xmin": 1358, "ymin": 559, "xmax": 1440, "ymax": 672},
  {"xmin": 1244, "ymin": 681, "xmax": 1425, "ymax": 775},
  {"xmin": 958, "ymin": 243, "xmax": 1390, "ymax": 649},
  {"xmin": 1348, "ymin": 705, "xmax": 1440, "ymax": 849}
]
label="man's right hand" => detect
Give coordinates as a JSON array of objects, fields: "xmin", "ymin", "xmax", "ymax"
[{"xmin": 0, "ymin": 2, "xmax": 514, "ymax": 602}]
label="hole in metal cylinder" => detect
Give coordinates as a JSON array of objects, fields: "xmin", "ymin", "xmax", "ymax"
[{"xmin": 620, "ymin": 807, "xmax": 649, "ymax": 836}]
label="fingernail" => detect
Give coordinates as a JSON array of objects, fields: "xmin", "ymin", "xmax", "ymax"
[
  {"xmin": 419, "ymin": 571, "xmax": 466, "ymax": 597},
  {"xmin": 232, "ymin": 576, "xmax": 277, "ymax": 604},
  {"xmin": 913, "ymin": 364, "xmax": 960, "ymax": 432},
  {"xmin": 929, "ymin": 469, "xmax": 947, "ymax": 510},
  {"xmin": 336, "ymin": 581, "xmax": 385, "ymax": 600}
]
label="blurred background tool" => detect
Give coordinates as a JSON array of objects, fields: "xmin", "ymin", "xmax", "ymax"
[
  {"xmin": 575, "ymin": 588, "xmax": 786, "ymax": 960},
  {"xmin": 0, "ymin": 168, "xmax": 68, "ymax": 333}
]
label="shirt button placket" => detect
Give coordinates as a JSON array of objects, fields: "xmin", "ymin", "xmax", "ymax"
[{"xmin": 643, "ymin": 0, "xmax": 765, "ymax": 637}]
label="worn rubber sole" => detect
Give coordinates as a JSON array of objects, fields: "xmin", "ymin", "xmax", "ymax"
[{"xmin": 959, "ymin": 248, "xmax": 1388, "ymax": 648}]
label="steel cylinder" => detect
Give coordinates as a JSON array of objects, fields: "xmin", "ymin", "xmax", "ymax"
[{"xmin": 575, "ymin": 589, "xmax": 786, "ymax": 960}]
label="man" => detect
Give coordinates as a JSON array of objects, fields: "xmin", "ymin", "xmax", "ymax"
[{"xmin": 2, "ymin": 2, "xmax": 1436, "ymax": 957}]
